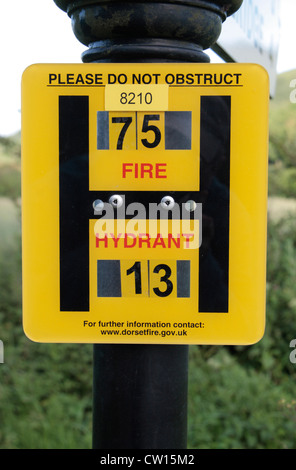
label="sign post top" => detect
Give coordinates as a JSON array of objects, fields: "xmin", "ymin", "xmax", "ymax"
[
  {"xmin": 52, "ymin": 0, "xmax": 243, "ymax": 63},
  {"xmin": 53, "ymin": 0, "xmax": 243, "ymax": 16}
]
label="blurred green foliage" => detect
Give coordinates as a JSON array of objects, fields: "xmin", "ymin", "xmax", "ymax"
[
  {"xmin": 0, "ymin": 134, "xmax": 21, "ymax": 200},
  {"xmin": 269, "ymin": 70, "xmax": 296, "ymax": 198}
]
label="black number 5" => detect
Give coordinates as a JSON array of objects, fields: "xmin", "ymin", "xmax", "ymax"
[{"xmin": 141, "ymin": 114, "xmax": 161, "ymax": 149}]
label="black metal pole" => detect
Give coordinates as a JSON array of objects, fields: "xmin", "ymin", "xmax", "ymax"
[
  {"xmin": 93, "ymin": 344, "xmax": 189, "ymax": 449},
  {"xmin": 53, "ymin": 0, "xmax": 243, "ymax": 450}
]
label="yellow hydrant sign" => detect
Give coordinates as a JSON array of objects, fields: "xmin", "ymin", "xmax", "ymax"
[{"xmin": 21, "ymin": 63, "xmax": 269, "ymax": 344}]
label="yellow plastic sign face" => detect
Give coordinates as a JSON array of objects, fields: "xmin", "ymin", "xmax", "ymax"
[{"xmin": 21, "ymin": 63, "xmax": 269, "ymax": 345}]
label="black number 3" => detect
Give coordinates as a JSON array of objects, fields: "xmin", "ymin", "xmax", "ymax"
[{"xmin": 153, "ymin": 264, "xmax": 173, "ymax": 297}]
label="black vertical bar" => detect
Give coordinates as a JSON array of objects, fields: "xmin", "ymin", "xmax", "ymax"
[
  {"xmin": 59, "ymin": 95, "xmax": 90, "ymax": 311},
  {"xmin": 97, "ymin": 111, "xmax": 109, "ymax": 150},
  {"xmin": 165, "ymin": 111, "xmax": 192, "ymax": 150},
  {"xmin": 198, "ymin": 95, "xmax": 231, "ymax": 313},
  {"xmin": 177, "ymin": 260, "xmax": 191, "ymax": 298},
  {"xmin": 97, "ymin": 260, "xmax": 122, "ymax": 297},
  {"xmin": 93, "ymin": 344, "xmax": 188, "ymax": 449}
]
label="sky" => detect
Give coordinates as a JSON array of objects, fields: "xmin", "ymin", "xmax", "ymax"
[{"xmin": 0, "ymin": 0, "xmax": 295, "ymax": 137}]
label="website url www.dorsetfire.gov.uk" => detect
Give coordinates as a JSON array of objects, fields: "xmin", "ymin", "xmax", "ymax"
[{"xmin": 83, "ymin": 320, "xmax": 205, "ymax": 338}]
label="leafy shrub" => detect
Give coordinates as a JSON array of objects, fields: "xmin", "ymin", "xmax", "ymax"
[
  {"xmin": 268, "ymin": 164, "xmax": 296, "ymax": 199},
  {"xmin": 0, "ymin": 166, "xmax": 21, "ymax": 200},
  {"xmin": 188, "ymin": 347, "xmax": 296, "ymax": 449}
]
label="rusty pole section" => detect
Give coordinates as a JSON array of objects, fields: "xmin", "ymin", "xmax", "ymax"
[{"xmin": 53, "ymin": 0, "xmax": 243, "ymax": 449}]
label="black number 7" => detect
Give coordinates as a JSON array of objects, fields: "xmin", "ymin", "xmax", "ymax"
[{"xmin": 112, "ymin": 116, "xmax": 132, "ymax": 150}]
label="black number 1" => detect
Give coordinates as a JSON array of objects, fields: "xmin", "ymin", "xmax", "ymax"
[{"xmin": 126, "ymin": 261, "xmax": 142, "ymax": 294}]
